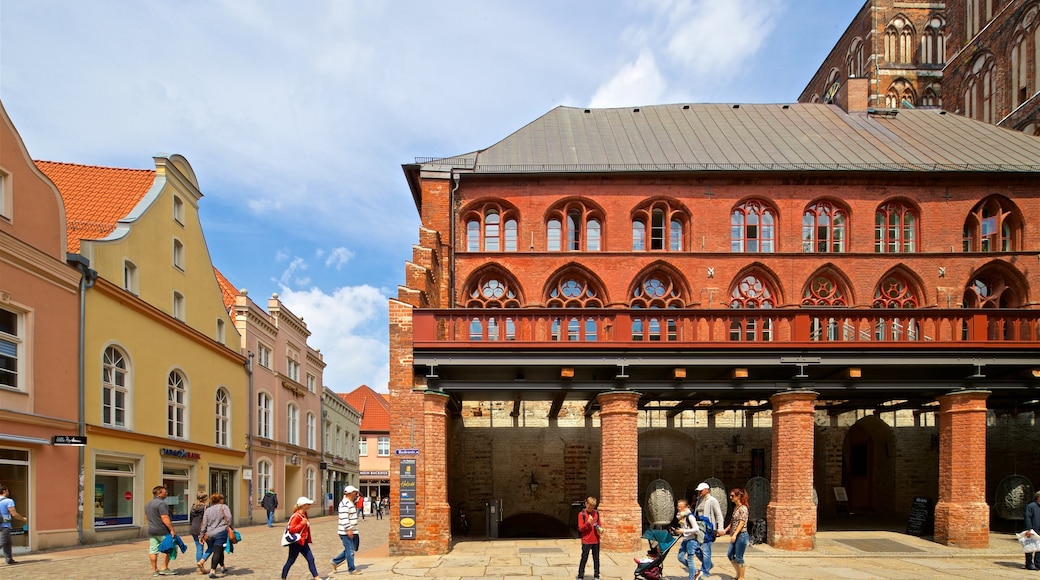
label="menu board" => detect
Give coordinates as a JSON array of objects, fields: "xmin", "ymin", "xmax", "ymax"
[{"xmin": 906, "ymin": 496, "xmax": 933, "ymax": 536}]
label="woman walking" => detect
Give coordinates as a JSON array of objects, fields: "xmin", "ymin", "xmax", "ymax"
[
  {"xmin": 200, "ymin": 493, "xmax": 234, "ymax": 578},
  {"xmin": 189, "ymin": 492, "xmax": 211, "ymax": 575},
  {"xmin": 281, "ymin": 497, "xmax": 323, "ymax": 580},
  {"xmin": 723, "ymin": 488, "xmax": 750, "ymax": 580}
]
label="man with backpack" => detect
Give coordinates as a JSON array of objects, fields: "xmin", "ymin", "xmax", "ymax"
[{"xmin": 690, "ymin": 482, "xmax": 724, "ymax": 580}]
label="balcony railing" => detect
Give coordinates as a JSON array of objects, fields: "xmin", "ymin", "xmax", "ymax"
[{"xmin": 412, "ymin": 308, "xmax": 1040, "ymax": 349}]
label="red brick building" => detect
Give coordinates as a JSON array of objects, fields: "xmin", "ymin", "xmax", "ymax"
[{"xmin": 390, "ymin": 83, "xmax": 1040, "ymax": 555}]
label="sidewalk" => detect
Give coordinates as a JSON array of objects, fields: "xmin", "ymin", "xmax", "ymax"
[{"xmin": 1, "ymin": 514, "xmax": 1029, "ymax": 579}]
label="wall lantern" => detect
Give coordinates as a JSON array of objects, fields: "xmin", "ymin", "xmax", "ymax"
[
  {"xmin": 529, "ymin": 471, "xmax": 539, "ymax": 493},
  {"xmin": 731, "ymin": 435, "xmax": 746, "ymax": 454}
]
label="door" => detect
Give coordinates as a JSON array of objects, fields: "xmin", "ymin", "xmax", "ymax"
[
  {"xmin": 209, "ymin": 469, "xmax": 234, "ymax": 517},
  {"xmin": 0, "ymin": 449, "xmax": 29, "ymax": 554}
]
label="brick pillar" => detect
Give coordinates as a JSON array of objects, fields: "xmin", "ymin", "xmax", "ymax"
[
  {"xmin": 767, "ymin": 390, "xmax": 818, "ymax": 550},
  {"xmin": 598, "ymin": 390, "xmax": 643, "ymax": 552},
  {"xmin": 934, "ymin": 389, "xmax": 990, "ymax": 548},
  {"xmin": 419, "ymin": 389, "xmax": 451, "ymax": 553}
]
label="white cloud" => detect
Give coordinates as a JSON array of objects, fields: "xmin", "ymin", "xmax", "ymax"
[
  {"xmin": 324, "ymin": 247, "xmax": 354, "ymax": 270},
  {"xmin": 277, "ymin": 256, "xmax": 308, "ymax": 287},
  {"xmin": 663, "ymin": 0, "xmax": 781, "ymax": 79},
  {"xmin": 276, "ymin": 284, "xmax": 389, "ymax": 392},
  {"xmin": 589, "ymin": 52, "xmax": 667, "ymax": 108}
]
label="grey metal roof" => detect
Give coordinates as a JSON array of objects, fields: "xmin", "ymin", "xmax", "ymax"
[{"xmin": 419, "ymin": 103, "xmax": 1040, "ymax": 174}]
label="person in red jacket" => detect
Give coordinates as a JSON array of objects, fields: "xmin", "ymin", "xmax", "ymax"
[
  {"xmin": 576, "ymin": 496, "xmax": 602, "ymax": 580},
  {"xmin": 280, "ymin": 497, "xmax": 323, "ymax": 580}
]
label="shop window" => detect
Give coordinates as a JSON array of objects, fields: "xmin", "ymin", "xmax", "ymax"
[
  {"xmin": 162, "ymin": 465, "xmax": 190, "ymax": 522},
  {"xmin": 94, "ymin": 459, "xmax": 136, "ymax": 527}
]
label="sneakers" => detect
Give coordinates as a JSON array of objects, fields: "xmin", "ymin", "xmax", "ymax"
[
  {"xmin": 348, "ymin": 571, "xmax": 363, "ymax": 575},
  {"xmin": 158, "ymin": 570, "xmax": 177, "ymax": 576}
]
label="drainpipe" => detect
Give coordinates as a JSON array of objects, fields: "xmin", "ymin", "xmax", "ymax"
[
  {"xmin": 246, "ymin": 352, "xmax": 254, "ymax": 525},
  {"xmin": 67, "ymin": 253, "xmax": 97, "ymax": 545}
]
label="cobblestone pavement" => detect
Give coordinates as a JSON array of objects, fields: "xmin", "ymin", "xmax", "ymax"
[{"xmin": 2, "ymin": 516, "xmax": 1032, "ymax": 579}]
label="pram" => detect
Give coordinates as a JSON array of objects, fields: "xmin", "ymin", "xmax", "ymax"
[{"xmin": 633, "ymin": 528, "xmax": 680, "ymax": 580}]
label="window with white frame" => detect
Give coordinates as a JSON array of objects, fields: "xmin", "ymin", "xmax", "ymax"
[
  {"xmin": 287, "ymin": 403, "xmax": 299, "ymax": 445},
  {"xmin": 257, "ymin": 392, "xmax": 272, "ymax": 438},
  {"xmin": 94, "ymin": 459, "xmax": 137, "ymax": 526},
  {"xmin": 102, "ymin": 346, "xmax": 129, "ymax": 426},
  {"xmin": 173, "ymin": 291, "xmax": 185, "ymax": 321},
  {"xmin": 216, "ymin": 319, "xmax": 226, "ymax": 344},
  {"xmin": 173, "ymin": 238, "xmax": 185, "ymax": 270},
  {"xmin": 0, "ymin": 307, "xmax": 23, "ymax": 390},
  {"xmin": 123, "ymin": 260, "xmax": 139, "ymax": 294},
  {"xmin": 359, "ymin": 436, "xmax": 368, "ymax": 456},
  {"xmin": 335, "ymin": 427, "xmax": 342, "ymax": 457},
  {"xmin": 173, "ymin": 195, "xmax": 185, "ymax": 224},
  {"xmin": 215, "ymin": 387, "xmax": 230, "ymax": 447},
  {"xmin": 257, "ymin": 459, "xmax": 272, "ymax": 496},
  {"xmin": 0, "ymin": 168, "xmax": 9, "ymax": 219},
  {"xmin": 377, "ymin": 436, "xmax": 390, "ymax": 456},
  {"xmin": 286, "ymin": 351, "xmax": 300, "ymax": 382},
  {"xmin": 306, "ymin": 467, "xmax": 316, "ymax": 502},
  {"xmin": 306, "ymin": 373, "xmax": 315, "ymax": 393},
  {"xmin": 257, "ymin": 344, "xmax": 272, "ymax": 369},
  {"xmin": 167, "ymin": 370, "xmax": 187, "ymax": 438},
  {"xmin": 306, "ymin": 412, "xmax": 316, "ymax": 450}
]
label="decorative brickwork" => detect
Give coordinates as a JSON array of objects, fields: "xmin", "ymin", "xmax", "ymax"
[
  {"xmin": 934, "ymin": 390, "xmax": 990, "ymax": 548},
  {"xmin": 598, "ymin": 390, "xmax": 643, "ymax": 551},
  {"xmin": 767, "ymin": 390, "xmax": 818, "ymax": 550}
]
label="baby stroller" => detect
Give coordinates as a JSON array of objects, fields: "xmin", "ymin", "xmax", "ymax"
[{"xmin": 633, "ymin": 528, "xmax": 679, "ymax": 580}]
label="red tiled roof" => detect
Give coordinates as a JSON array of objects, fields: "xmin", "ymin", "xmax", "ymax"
[
  {"xmin": 339, "ymin": 385, "xmax": 390, "ymax": 433},
  {"xmin": 213, "ymin": 268, "xmax": 239, "ymax": 312},
  {"xmin": 35, "ymin": 160, "xmax": 156, "ymax": 253}
]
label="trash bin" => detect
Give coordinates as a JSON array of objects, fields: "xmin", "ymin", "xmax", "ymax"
[{"xmin": 484, "ymin": 499, "xmax": 502, "ymax": 538}]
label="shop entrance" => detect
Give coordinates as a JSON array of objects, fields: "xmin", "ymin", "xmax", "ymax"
[
  {"xmin": 0, "ymin": 449, "xmax": 29, "ymax": 554},
  {"xmin": 209, "ymin": 469, "xmax": 235, "ymax": 515}
]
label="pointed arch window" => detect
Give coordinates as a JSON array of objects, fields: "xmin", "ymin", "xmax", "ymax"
[
  {"xmin": 631, "ymin": 274, "xmax": 686, "ymax": 341},
  {"xmin": 465, "ymin": 270, "xmax": 520, "ymax": 341},
  {"xmin": 963, "ymin": 197, "xmax": 1018, "ymax": 252},
  {"xmin": 846, "ymin": 38, "xmax": 864, "ymax": 77},
  {"xmin": 547, "ymin": 201, "xmax": 603, "ymax": 252},
  {"xmin": 873, "ymin": 273, "xmax": 920, "ymax": 341},
  {"xmin": 547, "ymin": 274, "xmax": 603, "ymax": 342},
  {"xmin": 962, "ymin": 268, "xmax": 1030, "ymax": 340},
  {"xmin": 464, "ymin": 202, "xmax": 518, "ymax": 252},
  {"xmin": 802, "ymin": 200, "xmax": 847, "ymax": 253},
  {"xmin": 921, "ymin": 16, "xmax": 945, "ymax": 65},
  {"xmin": 874, "ymin": 201, "xmax": 917, "ymax": 253},
  {"xmin": 803, "ymin": 272, "xmax": 850, "ymax": 341},
  {"xmin": 964, "ymin": 53, "xmax": 996, "ymax": 122},
  {"xmin": 731, "ymin": 200, "xmax": 775, "ymax": 253},
  {"xmin": 632, "ymin": 200, "xmax": 688, "ymax": 251},
  {"xmin": 728, "ymin": 274, "xmax": 775, "ymax": 341}
]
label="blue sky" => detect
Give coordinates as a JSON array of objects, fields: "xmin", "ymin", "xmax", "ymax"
[{"xmin": 0, "ymin": 0, "xmax": 862, "ymax": 393}]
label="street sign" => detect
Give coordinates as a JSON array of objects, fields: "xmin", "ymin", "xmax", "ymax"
[
  {"xmin": 51, "ymin": 435, "xmax": 87, "ymax": 446},
  {"xmin": 395, "ymin": 448, "xmax": 420, "ymax": 456}
]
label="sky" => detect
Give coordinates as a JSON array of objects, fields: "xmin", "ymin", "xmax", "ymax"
[{"xmin": 0, "ymin": 0, "xmax": 863, "ymax": 393}]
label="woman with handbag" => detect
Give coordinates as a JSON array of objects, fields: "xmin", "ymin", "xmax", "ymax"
[
  {"xmin": 281, "ymin": 497, "xmax": 323, "ymax": 580},
  {"xmin": 189, "ymin": 492, "xmax": 211, "ymax": 575},
  {"xmin": 723, "ymin": 488, "xmax": 750, "ymax": 580},
  {"xmin": 200, "ymin": 493, "xmax": 235, "ymax": 579}
]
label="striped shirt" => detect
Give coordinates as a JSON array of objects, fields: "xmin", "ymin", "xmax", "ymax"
[{"xmin": 337, "ymin": 496, "xmax": 358, "ymax": 535}]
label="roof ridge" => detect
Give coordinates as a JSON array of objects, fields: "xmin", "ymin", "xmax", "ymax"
[{"xmin": 35, "ymin": 159, "xmax": 154, "ymax": 173}]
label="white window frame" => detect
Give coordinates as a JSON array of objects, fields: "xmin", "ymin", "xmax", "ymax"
[
  {"xmin": 173, "ymin": 291, "xmax": 186, "ymax": 321},
  {"xmin": 306, "ymin": 412, "xmax": 316, "ymax": 450},
  {"xmin": 257, "ymin": 391, "xmax": 273, "ymax": 438},
  {"xmin": 287, "ymin": 403, "xmax": 299, "ymax": 445},
  {"xmin": 359, "ymin": 436, "xmax": 368, "ymax": 457},
  {"xmin": 216, "ymin": 319, "xmax": 226, "ymax": 344},
  {"xmin": 123, "ymin": 260, "xmax": 139, "ymax": 294},
  {"xmin": 306, "ymin": 373, "xmax": 315, "ymax": 393},
  {"xmin": 306, "ymin": 467, "xmax": 316, "ymax": 502},
  {"xmin": 257, "ymin": 459, "xmax": 272, "ymax": 496},
  {"xmin": 0, "ymin": 306, "xmax": 24, "ymax": 391},
  {"xmin": 335, "ymin": 427, "xmax": 342, "ymax": 458},
  {"xmin": 286, "ymin": 352, "xmax": 300, "ymax": 382},
  {"xmin": 173, "ymin": 238, "xmax": 185, "ymax": 270},
  {"xmin": 0, "ymin": 168, "xmax": 10, "ymax": 220},
  {"xmin": 215, "ymin": 387, "xmax": 230, "ymax": 447},
  {"xmin": 167, "ymin": 370, "xmax": 187, "ymax": 439},
  {"xmin": 102, "ymin": 345, "xmax": 130, "ymax": 427},
  {"xmin": 173, "ymin": 195, "xmax": 185, "ymax": 225},
  {"xmin": 94, "ymin": 457, "xmax": 139, "ymax": 527},
  {"xmin": 377, "ymin": 436, "xmax": 390, "ymax": 457},
  {"xmin": 257, "ymin": 344, "xmax": 272, "ymax": 369}
]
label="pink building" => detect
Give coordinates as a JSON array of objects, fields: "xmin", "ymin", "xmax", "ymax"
[
  {"xmin": 0, "ymin": 100, "xmax": 84, "ymax": 551},
  {"xmin": 340, "ymin": 385, "xmax": 390, "ymax": 509}
]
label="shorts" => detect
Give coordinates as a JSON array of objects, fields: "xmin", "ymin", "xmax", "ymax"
[{"xmin": 148, "ymin": 535, "xmax": 165, "ymax": 554}]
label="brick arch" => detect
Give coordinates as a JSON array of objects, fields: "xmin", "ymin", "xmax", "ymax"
[
  {"xmin": 460, "ymin": 264, "xmax": 525, "ymax": 307},
  {"xmin": 459, "ymin": 197, "xmax": 520, "ymax": 217},
  {"xmin": 638, "ymin": 428, "xmax": 698, "ymax": 505},
  {"xmin": 729, "ymin": 263, "xmax": 785, "ymax": 307},
  {"xmin": 873, "ymin": 265, "xmax": 927, "ymax": 308},
  {"xmin": 961, "ymin": 259, "xmax": 1031, "ymax": 308},
  {"xmin": 542, "ymin": 263, "xmax": 609, "ymax": 307},
  {"xmin": 801, "ymin": 264, "xmax": 855, "ymax": 306},
  {"xmin": 962, "ymin": 194, "xmax": 1024, "ymax": 252},
  {"xmin": 627, "ymin": 261, "xmax": 693, "ymax": 307},
  {"xmin": 841, "ymin": 416, "xmax": 897, "ymax": 514}
]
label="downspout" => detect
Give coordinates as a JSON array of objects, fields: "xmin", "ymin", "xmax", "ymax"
[
  {"xmin": 449, "ymin": 171, "xmax": 461, "ymax": 308},
  {"xmin": 67, "ymin": 253, "xmax": 97, "ymax": 545},
  {"xmin": 246, "ymin": 352, "xmax": 254, "ymax": 525},
  {"xmin": 321, "ymin": 406, "xmax": 328, "ymax": 514}
]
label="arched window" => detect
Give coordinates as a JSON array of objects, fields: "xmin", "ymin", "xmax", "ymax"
[
  {"xmin": 803, "ymin": 271, "xmax": 851, "ymax": 341},
  {"xmin": 964, "ymin": 53, "xmax": 996, "ymax": 122},
  {"xmin": 632, "ymin": 199, "xmax": 688, "ymax": 251},
  {"xmin": 873, "ymin": 273, "xmax": 921, "ymax": 340},
  {"xmin": 802, "ymin": 200, "xmax": 847, "ymax": 253},
  {"xmin": 167, "ymin": 370, "xmax": 187, "ymax": 439},
  {"xmin": 546, "ymin": 200, "xmax": 604, "ymax": 252},
  {"xmin": 731, "ymin": 200, "xmax": 775, "ymax": 253},
  {"xmin": 885, "ymin": 78, "xmax": 917, "ymax": 108},
  {"xmin": 1011, "ymin": 6, "xmax": 1040, "ymax": 109},
  {"xmin": 921, "ymin": 82, "xmax": 942, "ymax": 107},
  {"xmin": 257, "ymin": 459, "xmax": 273, "ymax": 496},
  {"xmin": 630, "ymin": 273, "xmax": 687, "ymax": 341},
  {"xmin": 546, "ymin": 272, "xmax": 604, "ymax": 341},
  {"xmin": 464, "ymin": 269, "xmax": 520, "ymax": 341},
  {"xmin": 874, "ymin": 200, "xmax": 918, "ymax": 253},
  {"xmin": 287, "ymin": 403, "xmax": 299, "ymax": 445},
  {"xmin": 962, "ymin": 196, "xmax": 1019, "ymax": 252},
  {"xmin": 215, "ymin": 387, "xmax": 230, "ymax": 447},
  {"xmin": 846, "ymin": 38, "xmax": 864, "ymax": 77},
  {"xmin": 729, "ymin": 273, "xmax": 776, "ymax": 341},
  {"xmin": 102, "ymin": 346, "xmax": 130, "ymax": 428},
  {"xmin": 463, "ymin": 202, "xmax": 518, "ymax": 252},
  {"xmin": 921, "ymin": 16, "xmax": 945, "ymax": 65},
  {"xmin": 257, "ymin": 392, "xmax": 273, "ymax": 438}
]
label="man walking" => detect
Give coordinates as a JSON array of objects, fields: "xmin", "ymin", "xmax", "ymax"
[
  {"xmin": 261, "ymin": 489, "xmax": 279, "ymax": 527},
  {"xmin": 331, "ymin": 485, "xmax": 361, "ymax": 575},
  {"xmin": 1025, "ymin": 490, "xmax": 1040, "ymax": 570},
  {"xmin": 0, "ymin": 485, "xmax": 28, "ymax": 565},
  {"xmin": 145, "ymin": 485, "xmax": 177, "ymax": 576},
  {"xmin": 690, "ymin": 482, "xmax": 724, "ymax": 580}
]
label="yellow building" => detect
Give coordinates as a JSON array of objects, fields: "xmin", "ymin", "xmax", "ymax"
[{"xmin": 38, "ymin": 155, "xmax": 249, "ymax": 542}]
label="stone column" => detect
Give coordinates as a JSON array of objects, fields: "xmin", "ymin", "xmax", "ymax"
[
  {"xmin": 597, "ymin": 390, "xmax": 643, "ymax": 551},
  {"xmin": 420, "ymin": 390, "xmax": 451, "ymax": 553},
  {"xmin": 934, "ymin": 389, "xmax": 990, "ymax": 548},
  {"xmin": 766, "ymin": 390, "xmax": 818, "ymax": 550}
]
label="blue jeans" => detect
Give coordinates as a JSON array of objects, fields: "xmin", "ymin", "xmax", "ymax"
[
  {"xmin": 687, "ymin": 537, "xmax": 712, "ymax": 578},
  {"xmin": 727, "ymin": 531, "xmax": 749, "ymax": 565},
  {"xmin": 266, "ymin": 510, "xmax": 274, "ymax": 527},
  {"xmin": 331, "ymin": 533, "xmax": 356, "ymax": 572},
  {"xmin": 192, "ymin": 534, "xmax": 212, "ymax": 564},
  {"xmin": 282, "ymin": 542, "xmax": 318, "ymax": 578}
]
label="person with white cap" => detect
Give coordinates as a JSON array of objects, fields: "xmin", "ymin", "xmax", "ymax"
[
  {"xmin": 280, "ymin": 496, "xmax": 324, "ymax": 580},
  {"xmin": 331, "ymin": 486, "xmax": 361, "ymax": 574},
  {"xmin": 688, "ymin": 482, "xmax": 724, "ymax": 580}
]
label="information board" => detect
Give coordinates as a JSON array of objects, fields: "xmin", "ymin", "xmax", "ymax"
[
  {"xmin": 906, "ymin": 496, "xmax": 934, "ymax": 536},
  {"xmin": 399, "ymin": 459, "xmax": 417, "ymax": 540}
]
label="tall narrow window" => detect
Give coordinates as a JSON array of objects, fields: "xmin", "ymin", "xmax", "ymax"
[
  {"xmin": 484, "ymin": 209, "xmax": 500, "ymax": 251},
  {"xmin": 215, "ymin": 388, "xmax": 230, "ymax": 447},
  {"xmin": 173, "ymin": 291, "xmax": 186, "ymax": 321},
  {"xmin": 547, "ymin": 219, "xmax": 562, "ymax": 251},
  {"xmin": 306, "ymin": 412, "xmax": 316, "ymax": 450},
  {"xmin": 567, "ymin": 210, "xmax": 581, "ymax": 250},
  {"xmin": 257, "ymin": 392, "xmax": 272, "ymax": 438},
  {"xmin": 102, "ymin": 346, "xmax": 129, "ymax": 427},
  {"xmin": 504, "ymin": 219, "xmax": 518, "ymax": 251},
  {"xmin": 123, "ymin": 260, "xmax": 139, "ymax": 294},
  {"xmin": 173, "ymin": 238, "xmax": 185, "ymax": 270},
  {"xmin": 632, "ymin": 221, "xmax": 646, "ymax": 251},
  {"xmin": 173, "ymin": 195, "xmax": 185, "ymax": 224},
  {"xmin": 257, "ymin": 460, "xmax": 272, "ymax": 496},
  {"xmin": 167, "ymin": 370, "xmax": 187, "ymax": 439},
  {"xmin": 802, "ymin": 201, "xmax": 847, "ymax": 253},
  {"xmin": 287, "ymin": 404, "xmax": 299, "ymax": 445},
  {"xmin": 216, "ymin": 319, "xmax": 226, "ymax": 344},
  {"xmin": 875, "ymin": 201, "xmax": 918, "ymax": 253},
  {"xmin": 466, "ymin": 220, "xmax": 479, "ymax": 251},
  {"xmin": 731, "ymin": 200, "xmax": 775, "ymax": 253},
  {"xmin": 0, "ymin": 308, "xmax": 21, "ymax": 389}
]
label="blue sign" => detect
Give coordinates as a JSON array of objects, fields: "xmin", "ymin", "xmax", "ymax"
[{"xmin": 395, "ymin": 448, "xmax": 420, "ymax": 456}]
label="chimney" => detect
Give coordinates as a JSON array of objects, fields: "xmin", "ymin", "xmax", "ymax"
[{"xmin": 835, "ymin": 77, "xmax": 870, "ymax": 113}]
